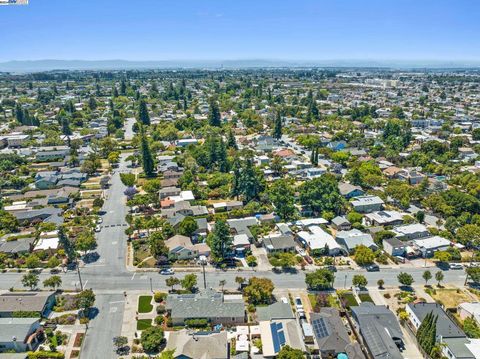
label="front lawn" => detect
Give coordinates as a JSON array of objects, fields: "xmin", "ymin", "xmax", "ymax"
[
  {"xmin": 136, "ymin": 319, "xmax": 152, "ymax": 330},
  {"xmin": 426, "ymin": 288, "xmax": 477, "ymax": 309},
  {"xmin": 337, "ymin": 291, "xmax": 358, "ymax": 309},
  {"xmin": 138, "ymin": 295, "xmax": 153, "ymax": 313},
  {"xmin": 358, "ymin": 293, "xmax": 374, "ymax": 303}
]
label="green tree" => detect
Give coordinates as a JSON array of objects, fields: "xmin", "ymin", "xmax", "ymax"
[
  {"xmin": 138, "ymin": 99, "xmax": 151, "ymax": 125},
  {"xmin": 466, "ymin": 267, "xmax": 480, "ymax": 285},
  {"xmin": 397, "ymin": 272, "xmax": 414, "ymax": 287},
  {"xmin": 149, "ymin": 231, "xmax": 168, "ymax": 259},
  {"xmin": 177, "ymin": 217, "xmax": 198, "ymax": 237},
  {"xmin": 273, "ymin": 110, "xmax": 283, "ymax": 140},
  {"xmin": 269, "ymin": 179, "xmax": 296, "ymax": 220},
  {"xmin": 277, "ymin": 345, "xmax": 305, "ymax": 359},
  {"xmin": 113, "ymin": 336, "xmax": 128, "ymax": 352},
  {"xmin": 165, "ymin": 277, "xmax": 180, "ymax": 292},
  {"xmin": 120, "ymin": 173, "xmax": 136, "ymax": 187},
  {"xmin": 25, "ymin": 254, "xmax": 41, "ymax": 269},
  {"xmin": 208, "ymin": 98, "xmax": 221, "ymax": 126},
  {"xmin": 21, "ymin": 273, "xmax": 39, "ymax": 290},
  {"xmin": 377, "ymin": 279, "xmax": 384, "ymax": 289},
  {"xmin": 352, "ymin": 275, "xmax": 368, "ymax": 288},
  {"xmin": 206, "ymin": 220, "xmax": 232, "ymax": 263},
  {"xmin": 456, "ymin": 224, "xmax": 480, "ymax": 247},
  {"xmin": 77, "ymin": 289, "xmax": 96, "ymax": 317},
  {"xmin": 354, "ymin": 245, "xmax": 375, "ymax": 266},
  {"xmin": 463, "ymin": 317, "xmax": 480, "ymax": 338},
  {"xmin": 43, "ymin": 275, "xmax": 62, "ymax": 290},
  {"xmin": 140, "ymin": 126, "xmax": 155, "ymax": 176},
  {"xmin": 181, "ymin": 274, "xmax": 197, "ymax": 292},
  {"xmin": 244, "ymin": 277, "xmax": 274, "ymax": 305},
  {"xmin": 299, "ymin": 174, "xmax": 345, "ymax": 215},
  {"xmin": 75, "ymin": 232, "xmax": 97, "ymax": 255},
  {"xmin": 0, "ymin": 210, "xmax": 19, "ymax": 232},
  {"xmin": 140, "ymin": 326, "xmax": 164, "ymax": 353},
  {"xmin": 58, "ymin": 226, "xmax": 76, "ymax": 263},
  {"xmin": 305, "ymin": 269, "xmax": 335, "ymax": 290},
  {"xmin": 435, "ymin": 271, "xmax": 444, "ymax": 287},
  {"xmin": 422, "ymin": 270, "xmax": 432, "ymax": 285}
]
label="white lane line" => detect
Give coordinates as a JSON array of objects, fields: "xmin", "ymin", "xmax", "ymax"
[
  {"xmin": 112, "ymin": 241, "xmax": 118, "ymax": 245},
  {"xmin": 109, "ymin": 307, "xmax": 117, "ymax": 313},
  {"xmin": 84, "ymin": 280, "xmax": 88, "ymax": 287},
  {"xmin": 109, "ymin": 301, "xmax": 124, "ymax": 304},
  {"xmin": 131, "ymin": 273, "xmax": 136, "ymax": 280}
]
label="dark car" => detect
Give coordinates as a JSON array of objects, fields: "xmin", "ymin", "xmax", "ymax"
[
  {"xmin": 325, "ymin": 265, "xmax": 337, "ymax": 272},
  {"xmin": 366, "ymin": 264, "xmax": 380, "ymax": 272}
]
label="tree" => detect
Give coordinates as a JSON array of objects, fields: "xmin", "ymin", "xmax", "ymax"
[
  {"xmin": 305, "ymin": 269, "xmax": 335, "ymax": 290},
  {"xmin": 235, "ymin": 276, "xmax": 246, "ymax": 289},
  {"xmin": 208, "ymin": 98, "xmax": 221, "ymax": 126},
  {"xmin": 269, "ymin": 179, "xmax": 296, "ymax": 220},
  {"xmin": 43, "ymin": 275, "xmax": 62, "ymax": 290},
  {"xmin": 435, "ymin": 271, "xmax": 444, "ymax": 287},
  {"xmin": 463, "ymin": 317, "xmax": 480, "ymax": 338},
  {"xmin": 466, "ymin": 267, "xmax": 480, "ymax": 285},
  {"xmin": 25, "ymin": 254, "xmax": 41, "ymax": 269},
  {"xmin": 158, "ymin": 350, "xmax": 175, "ymax": 359},
  {"xmin": 177, "ymin": 217, "xmax": 198, "ymax": 237},
  {"xmin": 352, "ymin": 275, "xmax": 368, "ymax": 288},
  {"xmin": 120, "ymin": 173, "xmax": 136, "ymax": 187},
  {"xmin": 277, "ymin": 345, "xmax": 305, "ymax": 359},
  {"xmin": 354, "ymin": 245, "xmax": 375, "ymax": 266},
  {"xmin": 219, "ymin": 279, "xmax": 226, "ymax": 293},
  {"xmin": 149, "ymin": 232, "xmax": 168, "ymax": 259},
  {"xmin": 238, "ymin": 155, "xmax": 264, "ymax": 202},
  {"xmin": 299, "ymin": 174, "xmax": 345, "ymax": 215},
  {"xmin": 0, "ymin": 210, "xmax": 19, "ymax": 232},
  {"xmin": 113, "ymin": 336, "xmax": 128, "ymax": 353},
  {"xmin": 416, "ymin": 311, "xmax": 438, "ymax": 355},
  {"xmin": 377, "ymin": 279, "xmax": 385, "ymax": 289},
  {"xmin": 433, "ymin": 251, "xmax": 452, "ymax": 263},
  {"xmin": 422, "ymin": 270, "xmax": 432, "ymax": 286},
  {"xmin": 273, "ymin": 110, "xmax": 283, "ymax": 140},
  {"xmin": 107, "ymin": 151, "xmax": 120, "ymax": 165},
  {"xmin": 58, "ymin": 226, "xmax": 76, "ymax": 262},
  {"xmin": 456, "ymin": 224, "xmax": 480, "ymax": 247},
  {"xmin": 77, "ymin": 289, "xmax": 96, "ymax": 317},
  {"xmin": 140, "ymin": 326, "xmax": 164, "ymax": 353},
  {"xmin": 165, "ymin": 277, "xmax": 180, "ymax": 292},
  {"xmin": 207, "ymin": 220, "xmax": 232, "ymax": 263},
  {"xmin": 21, "ymin": 273, "xmax": 39, "ymax": 290},
  {"xmin": 140, "ymin": 126, "xmax": 155, "ymax": 177},
  {"xmin": 397, "ymin": 272, "xmax": 414, "ymax": 287},
  {"xmin": 75, "ymin": 232, "xmax": 97, "ymax": 255},
  {"xmin": 181, "ymin": 274, "xmax": 197, "ymax": 292},
  {"xmin": 138, "ymin": 99, "xmax": 150, "ymax": 125},
  {"xmin": 243, "ymin": 277, "xmax": 274, "ymax": 305}
]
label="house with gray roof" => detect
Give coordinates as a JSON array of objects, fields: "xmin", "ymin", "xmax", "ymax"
[
  {"xmin": 383, "ymin": 237, "xmax": 407, "ymax": 257},
  {"xmin": 350, "ymin": 303, "xmax": 404, "ymax": 359},
  {"xmin": 262, "ymin": 234, "xmax": 296, "ymax": 253},
  {"xmin": 227, "ymin": 217, "xmax": 258, "ymax": 240},
  {"xmin": 165, "ymin": 289, "xmax": 245, "ymax": 326},
  {"xmin": 0, "ymin": 292, "xmax": 55, "ymax": 318},
  {"xmin": 441, "ymin": 337, "xmax": 479, "ymax": 359},
  {"xmin": 0, "ymin": 318, "xmax": 42, "ymax": 352},
  {"xmin": 256, "ymin": 302, "xmax": 295, "ymax": 322},
  {"xmin": 311, "ymin": 308, "xmax": 365, "ymax": 359},
  {"xmin": 338, "ymin": 182, "xmax": 364, "ymax": 199},
  {"xmin": 335, "ymin": 229, "xmax": 378, "ymax": 254},
  {"xmin": 331, "ymin": 216, "xmax": 351, "ymax": 231},
  {"xmin": 351, "ymin": 195, "xmax": 384, "ymax": 213},
  {"xmin": 165, "ymin": 329, "xmax": 228, "ymax": 359},
  {"xmin": 406, "ymin": 302, "xmax": 465, "ymax": 340}
]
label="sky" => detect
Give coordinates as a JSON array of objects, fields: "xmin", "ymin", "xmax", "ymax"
[{"xmin": 0, "ymin": 0, "xmax": 479, "ymax": 62}]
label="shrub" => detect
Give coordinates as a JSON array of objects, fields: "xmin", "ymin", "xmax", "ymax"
[
  {"xmin": 27, "ymin": 352, "xmax": 65, "ymax": 359},
  {"xmin": 154, "ymin": 316, "xmax": 164, "ymax": 325},
  {"xmin": 184, "ymin": 318, "xmax": 209, "ymax": 328},
  {"xmin": 154, "ymin": 292, "xmax": 167, "ymax": 303},
  {"xmin": 156, "ymin": 305, "xmax": 166, "ymax": 314}
]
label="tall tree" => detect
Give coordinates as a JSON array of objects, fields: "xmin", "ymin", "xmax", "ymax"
[
  {"xmin": 207, "ymin": 220, "xmax": 232, "ymax": 263},
  {"xmin": 140, "ymin": 125, "xmax": 155, "ymax": 176},
  {"xmin": 273, "ymin": 110, "xmax": 283, "ymax": 140},
  {"xmin": 208, "ymin": 98, "xmax": 221, "ymax": 126},
  {"xmin": 138, "ymin": 99, "xmax": 151, "ymax": 125}
]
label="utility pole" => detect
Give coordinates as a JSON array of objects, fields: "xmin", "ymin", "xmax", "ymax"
[
  {"xmin": 202, "ymin": 260, "xmax": 207, "ymax": 289},
  {"xmin": 344, "ymin": 274, "xmax": 347, "ymax": 289},
  {"xmin": 76, "ymin": 259, "xmax": 84, "ymax": 291},
  {"xmin": 149, "ymin": 277, "xmax": 153, "ymax": 293}
]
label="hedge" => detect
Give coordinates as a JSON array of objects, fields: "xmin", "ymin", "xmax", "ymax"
[
  {"xmin": 184, "ymin": 318, "xmax": 208, "ymax": 327},
  {"xmin": 28, "ymin": 352, "xmax": 65, "ymax": 359}
]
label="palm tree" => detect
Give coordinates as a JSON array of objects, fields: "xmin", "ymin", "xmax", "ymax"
[{"xmin": 219, "ymin": 280, "xmax": 226, "ymax": 293}]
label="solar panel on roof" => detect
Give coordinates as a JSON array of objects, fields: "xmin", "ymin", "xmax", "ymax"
[
  {"xmin": 271, "ymin": 322, "xmax": 286, "ymax": 353},
  {"xmin": 312, "ymin": 317, "xmax": 330, "ymax": 339}
]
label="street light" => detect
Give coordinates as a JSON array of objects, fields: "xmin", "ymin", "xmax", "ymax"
[{"xmin": 344, "ymin": 274, "xmax": 347, "ymax": 289}]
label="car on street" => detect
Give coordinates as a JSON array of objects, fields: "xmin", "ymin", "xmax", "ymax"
[
  {"xmin": 366, "ymin": 264, "xmax": 380, "ymax": 272},
  {"xmin": 160, "ymin": 268, "xmax": 175, "ymax": 275},
  {"xmin": 95, "ymin": 225, "xmax": 101, "ymax": 232},
  {"xmin": 97, "ymin": 218, "xmax": 103, "ymax": 224},
  {"xmin": 449, "ymin": 263, "xmax": 463, "ymax": 270}
]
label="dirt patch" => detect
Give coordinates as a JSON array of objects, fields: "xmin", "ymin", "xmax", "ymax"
[
  {"xmin": 73, "ymin": 332, "xmax": 85, "ymax": 347},
  {"xmin": 427, "ymin": 288, "xmax": 478, "ymax": 309}
]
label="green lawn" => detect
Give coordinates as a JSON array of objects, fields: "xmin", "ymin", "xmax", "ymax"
[
  {"xmin": 338, "ymin": 292, "xmax": 358, "ymax": 309},
  {"xmin": 358, "ymin": 293, "xmax": 374, "ymax": 303},
  {"xmin": 138, "ymin": 296, "xmax": 153, "ymax": 313},
  {"xmin": 136, "ymin": 319, "xmax": 152, "ymax": 330}
]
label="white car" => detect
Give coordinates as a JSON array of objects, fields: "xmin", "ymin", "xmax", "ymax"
[
  {"xmin": 280, "ymin": 297, "xmax": 288, "ymax": 304},
  {"xmin": 449, "ymin": 263, "xmax": 463, "ymax": 270},
  {"xmin": 97, "ymin": 218, "xmax": 103, "ymax": 224},
  {"xmin": 294, "ymin": 297, "xmax": 303, "ymax": 311},
  {"xmin": 160, "ymin": 268, "xmax": 175, "ymax": 275},
  {"xmin": 95, "ymin": 225, "xmax": 101, "ymax": 232}
]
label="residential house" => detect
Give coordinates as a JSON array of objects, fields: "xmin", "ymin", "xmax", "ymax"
[
  {"xmin": 350, "ymin": 303, "xmax": 404, "ymax": 359},
  {"xmin": 311, "ymin": 308, "xmax": 365, "ymax": 359},
  {"xmin": 297, "ymin": 226, "xmax": 343, "ymax": 255},
  {"xmin": 35, "ymin": 149, "xmax": 69, "ymax": 162},
  {"xmin": 256, "ymin": 302, "xmax": 295, "ymax": 322},
  {"xmin": 165, "ymin": 235, "xmax": 210, "ymax": 260},
  {"xmin": 165, "ymin": 289, "xmax": 246, "ymax": 326},
  {"xmin": 351, "ymin": 195, "xmax": 384, "ymax": 213},
  {"xmin": 392, "ymin": 223, "xmax": 430, "ymax": 240},
  {"xmin": 406, "ymin": 303, "xmax": 465, "ymax": 339},
  {"xmin": 338, "ymin": 182, "xmax": 364, "ymax": 199},
  {"xmin": 441, "ymin": 337, "xmax": 480, "ymax": 359},
  {"xmin": 227, "ymin": 217, "xmax": 258, "ymax": 240},
  {"xmin": 262, "ymin": 234, "xmax": 296, "ymax": 253},
  {"xmin": 458, "ymin": 302, "xmax": 480, "ymax": 324},
  {"xmin": 331, "ymin": 216, "xmax": 351, "ymax": 231},
  {"xmin": 412, "ymin": 236, "xmax": 451, "ymax": 258},
  {"xmin": 397, "ymin": 168, "xmax": 426, "ymax": 185},
  {"xmin": 0, "ymin": 318, "xmax": 43, "ymax": 352},
  {"xmin": 0, "ymin": 292, "xmax": 56, "ymax": 318},
  {"xmin": 327, "ymin": 140, "xmax": 347, "ymax": 151},
  {"xmin": 258, "ymin": 319, "xmax": 306, "ymax": 357},
  {"xmin": 13, "ymin": 207, "xmax": 64, "ymax": 226},
  {"xmin": 364, "ymin": 211, "xmax": 404, "ymax": 227},
  {"xmin": 213, "ymin": 201, "xmax": 244, "ymax": 213},
  {"xmin": 383, "ymin": 237, "xmax": 407, "ymax": 257},
  {"xmin": 233, "ymin": 234, "xmax": 251, "ymax": 256},
  {"xmin": 159, "ymin": 186, "xmax": 181, "ymax": 199},
  {"xmin": 335, "ymin": 229, "xmax": 378, "ymax": 254},
  {"xmin": 165, "ymin": 330, "xmax": 229, "ymax": 359}
]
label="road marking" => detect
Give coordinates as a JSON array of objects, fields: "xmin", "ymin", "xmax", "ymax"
[
  {"xmin": 84, "ymin": 280, "xmax": 88, "ymax": 287},
  {"xmin": 112, "ymin": 241, "xmax": 118, "ymax": 245},
  {"xmin": 140, "ymin": 275, "xmax": 147, "ymax": 280},
  {"xmin": 109, "ymin": 307, "xmax": 117, "ymax": 313},
  {"xmin": 109, "ymin": 301, "xmax": 124, "ymax": 304},
  {"xmin": 131, "ymin": 273, "xmax": 136, "ymax": 280}
]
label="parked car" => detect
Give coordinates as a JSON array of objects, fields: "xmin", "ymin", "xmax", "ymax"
[
  {"xmin": 325, "ymin": 265, "xmax": 337, "ymax": 272},
  {"xmin": 366, "ymin": 264, "xmax": 380, "ymax": 272},
  {"xmin": 294, "ymin": 297, "xmax": 303, "ymax": 311},
  {"xmin": 160, "ymin": 268, "xmax": 175, "ymax": 275},
  {"xmin": 304, "ymin": 256, "xmax": 313, "ymax": 264},
  {"xmin": 394, "ymin": 256, "xmax": 406, "ymax": 263},
  {"xmin": 97, "ymin": 218, "xmax": 103, "ymax": 224},
  {"xmin": 449, "ymin": 263, "xmax": 463, "ymax": 270},
  {"xmin": 95, "ymin": 225, "xmax": 101, "ymax": 232},
  {"xmin": 280, "ymin": 297, "xmax": 288, "ymax": 304}
]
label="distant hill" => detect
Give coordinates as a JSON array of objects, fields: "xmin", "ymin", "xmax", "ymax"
[{"xmin": 1, "ymin": 59, "xmax": 480, "ymax": 72}]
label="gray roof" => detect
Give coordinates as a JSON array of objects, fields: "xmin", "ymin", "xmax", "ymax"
[
  {"xmin": 0, "ymin": 292, "xmax": 54, "ymax": 313},
  {"xmin": 165, "ymin": 289, "xmax": 245, "ymax": 321},
  {"xmin": 407, "ymin": 303, "xmax": 465, "ymax": 339},
  {"xmin": 336, "ymin": 229, "xmax": 377, "ymax": 252},
  {"xmin": 263, "ymin": 235, "xmax": 296, "ymax": 251},
  {"xmin": 442, "ymin": 338, "xmax": 475, "ymax": 359},
  {"xmin": 351, "ymin": 303, "xmax": 403, "ymax": 359},
  {"xmin": 338, "ymin": 182, "xmax": 363, "ymax": 196},
  {"xmin": 332, "ymin": 216, "xmax": 350, "ymax": 226},
  {"xmin": 311, "ymin": 308, "xmax": 352, "ymax": 355},
  {"xmin": 0, "ymin": 317, "xmax": 39, "ymax": 342},
  {"xmin": 166, "ymin": 329, "xmax": 228, "ymax": 359},
  {"xmin": 256, "ymin": 302, "xmax": 294, "ymax": 321},
  {"xmin": 0, "ymin": 238, "xmax": 35, "ymax": 254}
]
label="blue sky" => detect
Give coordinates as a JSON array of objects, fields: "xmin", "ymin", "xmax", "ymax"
[{"xmin": 0, "ymin": 0, "xmax": 479, "ymax": 62}]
